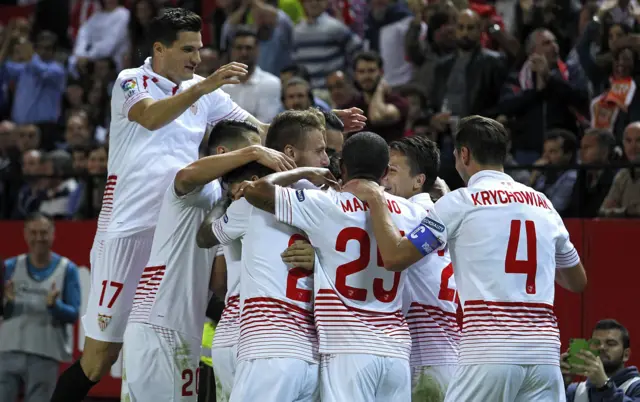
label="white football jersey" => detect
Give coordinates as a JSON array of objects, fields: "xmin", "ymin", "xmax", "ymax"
[
  {"xmin": 97, "ymin": 57, "xmax": 248, "ymax": 238},
  {"xmin": 211, "ymin": 243, "xmax": 241, "ymax": 350},
  {"xmin": 274, "ymin": 186, "xmax": 440, "ymax": 361},
  {"xmin": 404, "ymin": 193, "xmax": 460, "ymax": 368},
  {"xmin": 428, "ymin": 170, "xmax": 580, "ymax": 366},
  {"xmin": 212, "ymin": 198, "xmax": 318, "ymax": 364},
  {"xmin": 129, "ymin": 179, "xmax": 222, "ymax": 340}
]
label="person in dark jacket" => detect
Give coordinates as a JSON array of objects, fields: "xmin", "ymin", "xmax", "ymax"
[{"xmin": 561, "ymin": 319, "xmax": 640, "ymax": 402}]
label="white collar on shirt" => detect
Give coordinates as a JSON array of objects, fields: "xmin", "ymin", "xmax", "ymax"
[
  {"xmin": 142, "ymin": 57, "xmax": 181, "ymax": 94},
  {"xmin": 467, "ymin": 170, "xmax": 513, "ymax": 187}
]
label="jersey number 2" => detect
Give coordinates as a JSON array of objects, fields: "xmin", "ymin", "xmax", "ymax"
[
  {"xmin": 181, "ymin": 368, "xmax": 200, "ymax": 396},
  {"xmin": 437, "ymin": 250, "xmax": 459, "ymax": 304},
  {"xmin": 335, "ymin": 227, "xmax": 403, "ymax": 303},
  {"xmin": 505, "ymin": 219, "xmax": 537, "ymax": 294},
  {"xmin": 286, "ymin": 234, "xmax": 313, "ymax": 303}
]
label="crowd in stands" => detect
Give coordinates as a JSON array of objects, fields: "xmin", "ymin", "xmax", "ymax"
[{"xmin": 1, "ymin": 0, "xmax": 640, "ymax": 220}]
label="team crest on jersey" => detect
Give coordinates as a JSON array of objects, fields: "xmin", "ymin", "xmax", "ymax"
[
  {"xmin": 190, "ymin": 102, "xmax": 198, "ymax": 115},
  {"xmin": 296, "ymin": 189, "xmax": 305, "ymax": 202},
  {"xmin": 421, "ymin": 216, "xmax": 444, "ymax": 233},
  {"xmin": 97, "ymin": 314, "xmax": 112, "ymax": 331}
]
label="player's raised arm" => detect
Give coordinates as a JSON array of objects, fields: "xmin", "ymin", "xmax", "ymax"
[
  {"xmin": 242, "ymin": 167, "xmax": 339, "ymax": 214},
  {"xmin": 128, "ymin": 62, "xmax": 249, "ymax": 131},
  {"xmin": 174, "ymin": 145, "xmax": 295, "ymax": 196}
]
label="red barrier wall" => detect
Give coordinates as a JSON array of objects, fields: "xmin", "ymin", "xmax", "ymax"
[{"xmin": 0, "ymin": 218, "xmax": 637, "ymax": 398}]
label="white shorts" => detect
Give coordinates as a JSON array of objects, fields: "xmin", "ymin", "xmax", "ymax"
[
  {"xmin": 411, "ymin": 365, "xmax": 456, "ymax": 402},
  {"xmin": 321, "ymin": 354, "xmax": 411, "ymax": 402},
  {"xmin": 230, "ymin": 358, "xmax": 319, "ymax": 402},
  {"xmin": 211, "ymin": 345, "xmax": 237, "ymax": 401},
  {"xmin": 122, "ymin": 323, "xmax": 202, "ymax": 402},
  {"xmin": 82, "ymin": 229, "xmax": 154, "ymax": 342},
  {"xmin": 444, "ymin": 364, "xmax": 566, "ymax": 402}
]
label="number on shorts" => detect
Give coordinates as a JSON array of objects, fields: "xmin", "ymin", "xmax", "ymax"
[
  {"xmin": 181, "ymin": 368, "xmax": 200, "ymax": 396},
  {"xmin": 335, "ymin": 227, "xmax": 403, "ymax": 303},
  {"xmin": 285, "ymin": 234, "xmax": 313, "ymax": 303},
  {"xmin": 505, "ymin": 220, "xmax": 538, "ymax": 295},
  {"xmin": 98, "ymin": 281, "xmax": 123, "ymax": 308}
]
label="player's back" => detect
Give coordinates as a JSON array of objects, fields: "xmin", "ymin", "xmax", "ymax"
[
  {"xmin": 404, "ymin": 193, "xmax": 460, "ymax": 368},
  {"xmin": 435, "ymin": 170, "xmax": 570, "ymax": 365},
  {"xmin": 294, "ymin": 188, "xmax": 428, "ymax": 360},
  {"xmin": 129, "ymin": 180, "xmax": 220, "ymax": 340}
]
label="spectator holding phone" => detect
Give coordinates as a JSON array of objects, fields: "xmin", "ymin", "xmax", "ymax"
[{"xmin": 561, "ymin": 319, "xmax": 640, "ymax": 401}]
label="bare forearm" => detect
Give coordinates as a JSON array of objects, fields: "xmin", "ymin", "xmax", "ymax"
[
  {"xmin": 367, "ymin": 196, "xmax": 406, "ymax": 264},
  {"xmin": 369, "ymin": 92, "xmax": 399, "ymax": 123},
  {"xmin": 176, "ymin": 146, "xmax": 259, "ymax": 195},
  {"xmin": 196, "ymin": 200, "xmax": 229, "ymax": 248},
  {"xmin": 244, "ymin": 168, "xmax": 312, "ymax": 213},
  {"xmin": 133, "ymin": 84, "xmax": 205, "ymax": 130}
]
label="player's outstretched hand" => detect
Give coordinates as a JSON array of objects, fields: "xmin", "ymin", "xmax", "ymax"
[
  {"xmin": 281, "ymin": 240, "xmax": 315, "ymax": 271},
  {"xmin": 254, "ymin": 146, "xmax": 296, "ymax": 172},
  {"xmin": 301, "ymin": 168, "xmax": 340, "ymax": 190},
  {"xmin": 198, "ymin": 62, "xmax": 248, "ymax": 94},
  {"xmin": 342, "ymin": 179, "xmax": 385, "ymax": 202},
  {"xmin": 333, "ymin": 107, "xmax": 367, "ymax": 133}
]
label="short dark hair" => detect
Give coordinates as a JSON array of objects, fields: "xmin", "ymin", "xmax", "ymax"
[
  {"xmin": 545, "ymin": 129, "xmax": 578, "ymax": 159},
  {"xmin": 322, "ymin": 110, "xmax": 344, "ymax": 132},
  {"xmin": 232, "ymin": 25, "xmax": 258, "ymax": 44},
  {"xmin": 265, "ymin": 109, "xmax": 325, "ymax": 152},
  {"xmin": 149, "ymin": 8, "xmax": 202, "ymax": 48},
  {"xmin": 342, "ymin": 132, "xmax": 389, "ymax": 182},
  {"xmin": 328, "ymin": 151, "xmax": 342, "ymax": 181},
  {"xmin": 208, "ymin": 120, "xmax": 260, "ymax": 150},
  {"xmin": 353, "ymin": 51, "xmax": 383, "ymax": 70},
  {"xmin": 389, "ymin": 136, "xmax": 440, "ymax": 192},
  {"xmin": 593, "ymin": 319, "xmax": 630, "ymax": 349},
  {"xmin": 222, "ymin": 161, "xmax": 274, "ymax": 185},
  {"xmin": 455, "ymin": 116, "xmax": 509, "ymax": 165},
  {"xmin": 281, "ymin": 64, "xmax": 311, "ymax": 83},
  {"xmin": 24, "ymin": 212, "xmax": 54, "ymax": 227},
  {"xmin": 585, "ymin": 128, "xmax": 616, "ymax": 160}
]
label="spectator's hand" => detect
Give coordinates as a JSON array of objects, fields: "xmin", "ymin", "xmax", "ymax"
[
  {"xmin": 430, "ymin": 112, "xmax": 451, "ymax": 132},
  {"xmin": 197, "ymin": 62, "xmax": 249, "ymax": 95},
  {"xmin": 253, "ymin": 145, "xmax": 297, "ymax": 171},
  {"xmin": 281, "ymin": 240, "xmax": 315, "ymax": 271},
  {"xmin": 4, "ymin": 280, "xmax": 15, "ymax": 302},
  {"xmin": 333, "ymin": 107, "xmax": 367, "ymax": 133},
  {"xmin": 533, "ymin": 157, "xmax": 548, "ymax": 167},
  {"xmin": 560, "ymin": 350, "xmax": 574, "ymax": 386},
  {"xmin": 375, "ymin": 79, "xmax": 391, "ymax": 96},
  {"xmin": 13, "ymin": 38, "xmax": 33, "ymax": 62},
  {"xmin": 46, "ymin": 282, "xmax": 60, "ymax": 307},
  {"xmin": 570, "ymin": 350, "xmax": 609, "ymax": 388}
]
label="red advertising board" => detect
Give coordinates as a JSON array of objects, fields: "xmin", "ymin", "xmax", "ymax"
[{"xmin": 0, "ymin": 218, "xmax": 638, "ymax": 398}]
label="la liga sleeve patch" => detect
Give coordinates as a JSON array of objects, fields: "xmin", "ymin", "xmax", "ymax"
[{"xmin": 121, "ymin": 78, "xmax": 139, "ymax": 100}]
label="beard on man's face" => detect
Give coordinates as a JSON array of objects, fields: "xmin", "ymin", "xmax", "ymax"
[
  {"xmin": 354, "ymin": 76, "xmax": 380, "ymax": 94},
  {"xmin": 457, "ymin": 37, "xmax": 477, "ymax": 51}
]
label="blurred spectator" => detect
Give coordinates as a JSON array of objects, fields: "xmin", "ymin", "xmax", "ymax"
[
  {"xmin": 348, "ymin": 51, "xmax": 409, "ymax": 143},
  {"xmin": 58, "ymin": 114, "xmax": 93, "ymax": 151},
  {"xmin": 0, "ymin": 213, "xmax": 81, "ymax": 402},
  {"xmin": 15, "ymin": 125, "xmax": 41, "ymax": 154},
  {"xmin": 328, "ymin": 0, "xmax": 367, "ymax": 38},
  {"xmin": 2, "ymin": 30, "xmax": 66, "ymax": 126},
  {"xmin": 69, "ymin": 0, "xmax": 101, "ymax": 42},
  {"xmin": 293, "ymin": 0, "xmax": 362, "ymax": 88},
  {"xmin": 566, "ymin": 129, "xmax": 616, "ymax": 217},
  {"xmin": 11, "ymin": 150, "xmax": 46, "ymax": 220},
  {"xmin": 282, "ymin": 77, "xmax": 314, "ymax": 111},
  {"xmin": 322, "ymin": 109, "xmax": 345, "ymax": 153},
  {"xmin": 71, "ymin": 145, "xmax": 108, "ymax": 219},
  {"xmin": 365, "ymin": 0, "xmax": 411, "ymax": 53},
  {"xmin": 70, "ymin": 146, "xmax": 89, "ymax": 174},
  {"xmin": 221, "ymin": 0, "xmax": 294, "ymax": 76},
  {"xmin": 72, "ymin": 0, "xmax": 130, "ymax": 73},
  {"xmin": 590, "ymin": 47, "xmax": 640, "ymax": 142},
  {"xmin": 398, "ymin": 84, "xmax": 428, "ymax": 136},
  {"xmin": 196, "ymin": 46, "xmax": 222, "ymax": 77},
  {"xmin": 598, "ymin": 0, "xmax": 640, "ymax": 27},
  {"xmin": 279, "ymin": 64, "xmax": 332, "ymax": 111},
  {"xmin": 39, "ymin": 150, "xmax": 79, "ymax": 219},
  {"xmin": 326, "ymin": 70, "xmax": 357, "ymax": 108},
  {"xmin": 530, "ymin": 129, "xmax": 579, "ymax": 214},
  {"xmin": 499, "ymin": 28, "xmax": 590, "ymax": 164},
  {"xmin": 601, "ymin": 121, "xmax": 640, "ymax": 216},
  {"xmin": 220, "ymin": 27, "xmax": 282, "ymax": 123},
  {"xmin": 127, "ymin": 0, "xmax": 161, "ymax": 68}
]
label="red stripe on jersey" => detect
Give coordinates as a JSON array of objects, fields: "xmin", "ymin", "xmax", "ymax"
[
  {"xmin": 212, "ymin": 295, "xmax": 240, "ymax": 348},
  {"xmin": 459, "ymin": 299, "xmax": 561, "ymax": 365},
  {"xmin": 314, "ymin": 289, "xmax": 411, "ymax": 360},
  {"xmin": 237, "ymin": 297, "xmax": 318, "ymax": 363},
  {"xmin": 406, "ymin": 302, "xmax": 460, "ymax": 367},
  {"xmin": 129, "ymin": 265, "xmax": 167, "ymax": 323}
]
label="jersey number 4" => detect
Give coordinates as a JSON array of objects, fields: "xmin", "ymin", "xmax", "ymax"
[
  {"xmin": 505, "ymin": 219, "xmax": 537, "ymax": 295},
  {"xmin": 334, "ymin": 227, "xmax": 403, "ymax": 303}
]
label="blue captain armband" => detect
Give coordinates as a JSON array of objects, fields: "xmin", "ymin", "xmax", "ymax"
[{"xmin": 407, "ymin": 217, "xmax": 445, "ymax": 256}]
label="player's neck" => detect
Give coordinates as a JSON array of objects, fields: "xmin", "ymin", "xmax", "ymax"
[
  {"xmin": 151, "ymin": 58, "xmax": 182, "ymax": 85},
  {"xmin": 467, "ymin": 164, "xmax": 504, "ymax": 181}
]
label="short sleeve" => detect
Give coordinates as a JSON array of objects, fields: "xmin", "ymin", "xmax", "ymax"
[
  {"xmin": 212, "ymin": 198, "xmax": 251, "ymax": 245},
  {"xmin": 114, "ymin": 70, "xmax": 153, "ymax": 117},
  {"xmin": 204, "ymin": 89, "xmax": 249, "ymax": 126},
  {"xmin": 433, "ymin": 190, "xmax": 469, "ymax": 239},
  {"xmin": 274, "ymin": 186, "xmax": 331, "ymax": 234},
  {"xmin": 553, "ymin": 212, "xmax": 581, "ymax": 269}
]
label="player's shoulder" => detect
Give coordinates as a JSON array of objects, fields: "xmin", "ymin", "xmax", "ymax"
[
  {"xmin": 408, "ymin": 192, "xmax": 434, "ymax": 210},
  {"xmin": 386, "ymin": 192, "xmax": 428, "ymax": 220},
  {"xmin": 229, "ymin": 196, "xmax": 253, "ymax": 213},
  {"xmin": 116, "ymin": 66, "xmax": 145, "ymax": 82}
]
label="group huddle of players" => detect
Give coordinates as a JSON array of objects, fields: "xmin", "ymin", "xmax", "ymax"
[{"xmin": 48, "ymin": 7, "xmax": 588, "ymax": 402}]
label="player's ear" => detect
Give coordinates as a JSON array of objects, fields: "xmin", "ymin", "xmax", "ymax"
[
  {"xmin": 414, "ymin": 173, "xmax": 425, "ymax": 191},
  {"xmin": 283, "ymin": 144, "xmax": 296, "ymax": 159},
  {"xmin": 153, "ymin": 41, "xmax": 165, "ymax": 56},
  {"xmin": 623, "ymin": 347, "xmax": 631, "ymax": 363},
  {"xmin": 250, "ymin": 175, "xmax": 259, "ymax": 181},
  {"xmin": 461, "ymin": 146, "xmax": 471, "ymax": 166},
  {"xmin": 216, "ymin": 146, "xmax": 227, "ymax": 155},
  {"xmin": 381, "ymin": 165, "xmax": 389, "ymax": 180}
]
